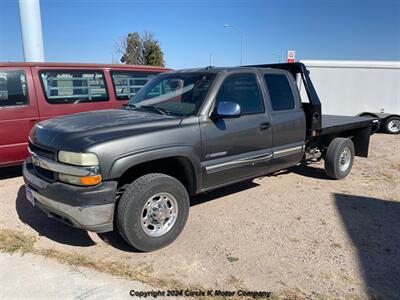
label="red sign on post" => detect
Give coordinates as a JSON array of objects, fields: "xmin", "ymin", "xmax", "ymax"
[{"xmin": 287, "ymin": 50, "xmax": 295, "ymax": 63}]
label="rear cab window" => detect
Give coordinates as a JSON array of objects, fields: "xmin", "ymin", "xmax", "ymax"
[
  {"xmin": 0, "ymin": 70, "xmax": 28, "ymax": 107},
  {"xmin": 264, "ymin": 74, "xmax": 296, "ymax": 111},
  {"xmin": 111, "ymin": 71, "xmax": 160, "ymax": 100},
  {"xmin": 39, "ymin": 70, "xmax": 108, "ymax": 104}
]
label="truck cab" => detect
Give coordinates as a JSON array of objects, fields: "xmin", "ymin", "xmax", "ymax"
[
  {"xmin": 199, "ymin": 67, "xmax": 306, "ymax": 188},
  {"xmin": 23, "ymin": 63, "xmax": 376, "ymax": 252}
]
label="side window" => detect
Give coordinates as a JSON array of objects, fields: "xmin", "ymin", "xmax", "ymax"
[
  {"xmin": 264, "ymin": 74, "xmax": 295, "ymax": 111},
  {"xmin": 0, "ymin": 70, "xmax": 28, "ymax": 107},
  {"xmin": 216, "ymin": 73, "xmax": 264, "ymax": 115},
  {"xmin": 40, "ymin": 70, "xmax": 108, "ymax": 104},
  {"xmin": 147, "ymin": 82, "xmax": 163, "ymax": 97},
  {"xmin": 111, "ymin": 71, "xmax": 159, "ymax": 100}
]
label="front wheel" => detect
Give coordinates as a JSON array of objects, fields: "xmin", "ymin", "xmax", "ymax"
[
  {"xmin": 324, "ymin": 138, "xmax": 355, "ymax": 180},
  {"xmin": 116, "ymin": 173, "xmax": 190, "ymax": 252},
  {"xmin": 384, "ymin": 116, "xmax": 400, "ymax": 134}
]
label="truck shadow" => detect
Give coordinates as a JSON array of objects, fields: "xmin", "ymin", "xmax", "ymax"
[
  {"xmin": 289, "ymin": 164, "xmax": 331, "ymax": 180},
  {"xmin": 0, "ymin": 165, "xmax": 22, "ymax": 180},
  {"xmin": 334, "ymin": 193, "xmax": 400, "ymax": 299},
  {"xmin": 98, "ymin": 180, "xmax": 261, "ymax": 252},
  {"xmin": 15, "ymin": 186, "xmax": 96, "ymax": 247},
  {"xmin": 191, "ymin": 180, "xmax": 259, "ymax": 206},
  {"xmin": 97, "ymin": 231, "xmax": 140, "ymax": 252}
]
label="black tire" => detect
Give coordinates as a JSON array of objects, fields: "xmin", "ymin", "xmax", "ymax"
[
  {"xmin": 384, "ymin": 116, "xmax": 400, "ymax": 134},
  {"xmin": 116, "ymin": 173, "xmax": 190, "ymax": 252},
  {"xmin": 324, "ymin": 138, "xmax": 355, "ymax": 180}
]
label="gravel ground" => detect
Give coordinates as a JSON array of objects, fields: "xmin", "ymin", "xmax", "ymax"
[{"xmin": 0, "ymin": 134, "xmax": 399, "ymax": 299}]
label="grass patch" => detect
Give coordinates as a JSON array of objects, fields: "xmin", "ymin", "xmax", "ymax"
[
  {"xmin": 0, "ymin": 228, "xmax": 215, "ymax": 298},
  {"xmin": 0, "ymin": 229, "xmax": 36, "ymax": 253},
  {"xmin": 38, "ymin": 248, "xmax": 186, "ymax": 289},
  {"xmin": 0, "ymin": 228, "xmax": 354, "ymax": 299}
]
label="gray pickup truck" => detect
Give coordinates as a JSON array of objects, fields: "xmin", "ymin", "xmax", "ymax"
[{"xmin": 23, "ymin": 63, "xmax": 377, "ymax": 251}]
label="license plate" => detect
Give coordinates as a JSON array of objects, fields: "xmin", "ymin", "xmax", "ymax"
[{"xmin": 25, "ymin": 185, "xmax": 35, "ymax": 206}]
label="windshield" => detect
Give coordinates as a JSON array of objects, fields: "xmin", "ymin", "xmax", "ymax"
[{"xmin": 127, "ymin": 73, "xmax": 216, "ymax": 116}]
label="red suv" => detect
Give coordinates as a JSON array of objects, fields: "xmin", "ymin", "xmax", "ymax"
[{"xmin": 0, "ymin": 62, "xmax": 168, "ymax": 167}]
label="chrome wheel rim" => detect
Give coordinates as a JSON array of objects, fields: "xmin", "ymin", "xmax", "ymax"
[
  {"xmin": 141, "ymin": 192, "xmax": 178, "ymax": 237},
  {"xmin": 339, "ymin": 147, "xmax": 351, "ymax": 172},
  {"xmin": 388, "ymin": 120, "xmax": 400, "ymax": 133}
]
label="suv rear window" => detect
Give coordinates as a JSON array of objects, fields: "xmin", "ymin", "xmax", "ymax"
[
  {"xmin": 111, "ymin": 71, "xmax": 159, "ymax": 100},
  {"xmin": 0, "ymin": 70, "xmax": 28, "ymax": 107},
  {"xmin": 264, "ymin": 74, "xmax": 295, "ymax": 111},
  {"xmin": 40, "ymin": 71, "xmax": 108, "ymax": 104}
]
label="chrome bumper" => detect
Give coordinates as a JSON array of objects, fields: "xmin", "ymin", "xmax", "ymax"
[
  {"xmin": 32, "ymin": 190, "xmax": 115, "ymax": 233},
  {"xmin": 23, "ymin": 160, "xmax": 116, "ymax": 233}
]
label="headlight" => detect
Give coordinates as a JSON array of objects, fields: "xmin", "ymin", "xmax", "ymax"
[
  {"xmin": 59, "ymin": 173, "xmax": 102, "ymax": 186},
  {"xmin": 58, "ymin": 150, "xmax": 99, "ymax": 166}
]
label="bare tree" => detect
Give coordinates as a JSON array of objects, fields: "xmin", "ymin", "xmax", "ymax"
[{"xmin": 113, "ymin": 35, "xmax": 127, "ymax": 63}]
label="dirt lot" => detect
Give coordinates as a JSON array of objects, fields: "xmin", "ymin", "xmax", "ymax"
[{"xmin": 0, "ymin": 134, "xmax": 399, "ymax": 299}]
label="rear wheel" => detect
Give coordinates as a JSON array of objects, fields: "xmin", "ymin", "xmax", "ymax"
[
  {"xmin": 384, "ymin": 116, "xmax": 400, "ymax": 134},
  {"xmin": 116, "ymin": 173, "xmax": 190, "ymax": 252},
  {"xmin": 324, "ymin": 138, "xmax": 355, "ymax": 180}
]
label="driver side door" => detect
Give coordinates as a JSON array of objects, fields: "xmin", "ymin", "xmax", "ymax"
[{"xmin": 200, "ymin": 72, "xmax": 273, "ymax": 189}]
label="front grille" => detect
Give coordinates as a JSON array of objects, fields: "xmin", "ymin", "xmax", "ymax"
[
  {"xmin": 35, "ymin": 166, "xmax": 56, "ymax": 182},
  {"xmin": 29, "ymin": 141, "xmax": 57, "ymax": 182},
  {"xmin": 28, "ymin": 141, "xmax": 55, "ymax": 160}
]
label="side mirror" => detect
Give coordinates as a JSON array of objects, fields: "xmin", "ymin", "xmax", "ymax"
[{"xmin": 212, "ymin": 101, "xmax": 241, "ymax": 119}]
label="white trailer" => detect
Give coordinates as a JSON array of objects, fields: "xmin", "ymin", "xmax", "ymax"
[{"xmin": 299, "ymin": 60, "xmax": 400, "ymax": 134}]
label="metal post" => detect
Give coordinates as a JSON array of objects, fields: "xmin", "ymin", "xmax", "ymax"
[
  {"xmin": 18, "ymin": 0, "xmax": 45, "ymax": 62},
  {"xmin": 272, "ymin": 54, "xmax": 281, "ymax": 63}
]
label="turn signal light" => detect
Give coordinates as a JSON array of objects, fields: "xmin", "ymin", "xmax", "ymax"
[{"xmin": 79, "ymin": 175, "xmax": 102, "ymax": 186}]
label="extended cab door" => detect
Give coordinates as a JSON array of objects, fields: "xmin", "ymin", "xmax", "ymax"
[
  {"xmin": 200, "ymin": 71, "xmax": 273, "ymax": 189},
  {"xmin": 261, "ymin": 70, "xmax": 306, "ymax": 171},
  {"xmin": 0, "ymin": 67, "xmax": 39, "ymax": 166}
]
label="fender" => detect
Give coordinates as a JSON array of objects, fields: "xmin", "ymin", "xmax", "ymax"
[
  {"xmin": 107, "ymin": 145, "xmax": 202, "ymax": 192},
  {"xmin": 358, "ymin": 112, "xmax": 400, "ymax": 120}
]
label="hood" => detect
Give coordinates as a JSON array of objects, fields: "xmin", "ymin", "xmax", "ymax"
[{"xmin": 30, "ymin": 109, "xmax": 182, "ymax": 151}]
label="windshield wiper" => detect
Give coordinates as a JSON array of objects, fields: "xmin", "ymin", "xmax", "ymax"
[
  {"xmin": 139, "ymin": 105, "xmax": 168, "ymax": 115},
  {"xmin": 124, "ymin": 103, "xmax": 138, "ymax": 110},
  {"xmin": 125, "ymin": 103, "xmax": 164, "ymax": 114},
  {"xmin": 126, "ymin": 103, "xmax": 182, "ymax": 116}
]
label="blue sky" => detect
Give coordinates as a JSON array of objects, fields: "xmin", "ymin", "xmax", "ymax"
[{"xmin": 0, "ymin": 0, "xmax": 399, "ymax": 69}]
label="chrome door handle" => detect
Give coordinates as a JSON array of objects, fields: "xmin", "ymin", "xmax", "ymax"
[{"xmin": 259, "ymin": 122, "xmax": 270, "ymax": 131}]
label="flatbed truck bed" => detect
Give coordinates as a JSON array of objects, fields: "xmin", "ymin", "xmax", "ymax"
[{"xmin": 319, "ymin": 115, "xmax": 379, "ymax": 135}]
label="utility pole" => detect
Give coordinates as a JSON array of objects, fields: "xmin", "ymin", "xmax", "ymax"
[
  {"xmin": 272, "ymin": 53, "xmax": 281, "ymax": 63},
  {"xmin": 18, "ymin": 0, "xmax": 45, "ymax": 62}
]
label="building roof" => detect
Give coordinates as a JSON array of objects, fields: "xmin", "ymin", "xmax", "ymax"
[{"xmin": 301, "ymin": 60, "xmax": 400, "ymax": 69}]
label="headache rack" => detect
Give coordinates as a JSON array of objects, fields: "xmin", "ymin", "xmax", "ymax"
[{"xmin": 245, "ymin": 62, "xmax": 322, "ymax": 135}]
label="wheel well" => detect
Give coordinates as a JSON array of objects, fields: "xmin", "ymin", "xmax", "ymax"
[
  {"xmin": 359, "ymin": 112, "xmax": 379, "ymax": 118},
  {"xmin": 117, "ymin": 157, "xmax": 197, "ymax": 196},
  {"xmin": 383, "ymin": 114, "xmax": 400, "ymax": 121},
  {"xmin": 359, "ymin": 112, "xmax": 400, "ymax": 122}
]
